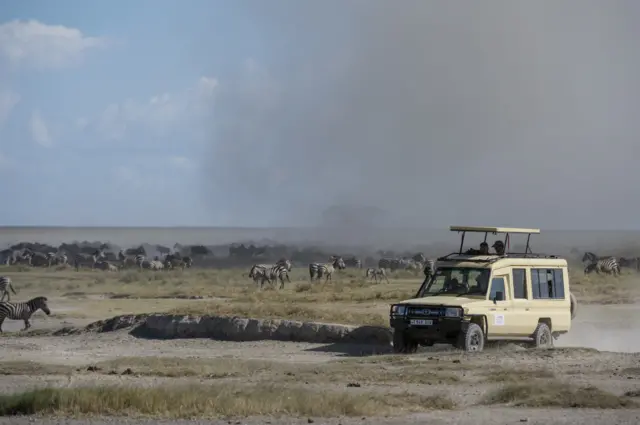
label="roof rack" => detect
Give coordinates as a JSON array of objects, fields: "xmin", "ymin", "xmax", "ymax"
[
  {"xmin": 449, "ymin": 226, "xmax": 540, "ymax": 234},
  {"xmin": 448, "ymin": 225, "xmax": 542, "ymax": 257},
  {"xmin": 436, "ymin": 252, "xmax": 560, "ymax": 263}
]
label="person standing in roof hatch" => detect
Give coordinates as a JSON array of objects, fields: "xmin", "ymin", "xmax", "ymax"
[
  {"xmin": 479, "ymin": 242, "xmax": 489, "ymax": 255},
  {"xmin": 492, "ymin": 240, "xmax": 505, "ymax": 255}
]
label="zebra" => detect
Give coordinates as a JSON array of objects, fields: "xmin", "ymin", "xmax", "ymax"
[
  {"xmin": 248, "ymin": 263, "xmax": 289, "ymax": 289},
  {"xmin": 582, "ymin": 252, "xmax": 620, "ymax": 276},
  {"xmin": 619, "ymin": 257, "xmax": 640, "ymax": 272},
  {"xmin": 248, "ymin": 264, "xmax": 271, "ymax": 287},
  {"xmin": 0, "ymin": 276, "xmax": 17, "ymax": 302},
  {"xmin": 412, "ymin": 253, "xmax": 426, "ymax": 264},
  {"xmin": 423, "ymin": 258, "xmax": 436, "ymax": 280},
  {"xmin": 118, "ymin": 250, "xmax": 144, "ymax": 269},
  {"xmin": 342, "ymin": 256, "xmax": 362, "ymax": 268},
  {"xmin": 95, "ymin": 261, "xmax": 119, "ymax": 272},
  {"xmin": 0, "ymin": 296, "xmax": 51, "ymax": 332},
  {"xmin": 143, "ymin": 260, "xmax": 164, "ymax": 270},
  {"xmin": 309, "ymin": 257, "xmax": 346, "ymax": 282},
  {"xmin": 365, "ymin": 267, "xmax": 389, "ymax": 284},
  {"xmin": 264, "ymin": 263, "xmax": 291, "ymax": 289},
  {"xmin": 74, "ymin": 250, "xmax": 104, "ymax": 271},
  {"xmin": 378, "ymin": 258, "xmax": 392, "ymax": 270}
]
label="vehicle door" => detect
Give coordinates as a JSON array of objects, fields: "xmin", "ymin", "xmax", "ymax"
[
  {"xmin": 510, "ymin": 268, "xmax": 537, "ymax": 335},
  {"xmin": 486, "ymin": 274, "xmax": 514, "ymax": 336}
]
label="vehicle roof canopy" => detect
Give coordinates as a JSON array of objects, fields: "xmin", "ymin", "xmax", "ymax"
[
  {"xmin": 449, "ymin": 226, "xmax": 540, "ymax": 234},
  {"xmin": 438, "ymin": 225, "xmax": 558, "ymax": 263}
]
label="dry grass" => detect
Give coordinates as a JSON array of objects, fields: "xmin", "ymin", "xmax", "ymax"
[
  {"xmin": 482, "ymin": 380, "xmax": 637, "ymax": 408},
  {"xmin": 483, "ymin": 368, "xmax": 556, "ymax": 383},
  {"xmin": 0, "ymin": 357, "xmax": 461, "ymax": 385},
  {"xmin": 0, "ymin": 385, "xmax": 455, "ymax": 418},
  {"xmin": 1, "ymin": 262, "xmax": 637, "ymax": 326}
]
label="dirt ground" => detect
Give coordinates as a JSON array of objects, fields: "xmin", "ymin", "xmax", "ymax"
[{"xmin": 0, "ymin": 302, "xmax": 638, "ymax": 424}]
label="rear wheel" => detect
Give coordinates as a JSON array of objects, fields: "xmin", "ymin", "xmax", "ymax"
[
  {"xmin": 393, "ymin": 331, "xmax": 418, "ymax": 354},
  {"xmin": 456, "ymin": 323, "xmax": 485, "ymax": 352},
  {"xmin": 532, "ymin": 322, "xmax": 553, "ymax": 349}
]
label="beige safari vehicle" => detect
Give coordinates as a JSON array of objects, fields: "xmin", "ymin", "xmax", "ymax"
[{"xmin": 390, "ymin": 226, "xmax": 577, "ymax": 353}]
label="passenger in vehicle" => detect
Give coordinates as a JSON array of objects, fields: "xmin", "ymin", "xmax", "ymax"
[
  {"xmin": 479, "ymin": 242, "xmax": 489, "ymax": 255},
  {"xmin": 492, "ymin": 240, "xmax": 505, "ymax": 255}
]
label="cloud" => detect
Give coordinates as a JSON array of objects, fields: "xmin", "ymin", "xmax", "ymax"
[
  {"xmin": 0, "ymin": 19, "xmax": 106, "ymax": 69},
  {"xmin": 198, "ymin": 1, "xmax": 640, "ymax": 229},
  {"xmin": 29, "ymin": 110, "xmax": 52, "ymax": 147},
  {"xmin": 0, "ymin": 90, "xmax": 20, "ymax": 127},
  {"xmin": 92, "ymin": 76, "xmax": 218, "ymax": 141}
]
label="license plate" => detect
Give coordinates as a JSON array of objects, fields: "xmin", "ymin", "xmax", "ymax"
[{"xmin": 410, "ymin": 319, "xmax": 433, "ymax": 326}]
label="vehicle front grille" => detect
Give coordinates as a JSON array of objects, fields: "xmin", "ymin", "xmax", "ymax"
[{"xmin": 407, "ymin": 306, "xmax": 446, "ymax": 317}]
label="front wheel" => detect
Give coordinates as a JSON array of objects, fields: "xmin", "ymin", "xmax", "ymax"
[
  {"xmin": 456, "ymin": 323, "xmax": 485, "ymax": 352},
  {"xmin": 393, "ymin": 331, "xmax": 418, "ymax": 354}
]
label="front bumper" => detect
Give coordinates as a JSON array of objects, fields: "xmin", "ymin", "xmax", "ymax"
[{"xmin": 390, "ymin": 316, "xmax": 464, "ymax": 343}]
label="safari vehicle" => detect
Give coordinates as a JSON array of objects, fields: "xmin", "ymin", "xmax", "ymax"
[{"xmin": 389, "ymin": 226, "xmax": 577, "ymax": 353}]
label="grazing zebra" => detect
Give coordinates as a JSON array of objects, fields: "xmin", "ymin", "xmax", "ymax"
[
  {"xmin": 365, "ymin": 267, "xmax": 389, "ymax": 284},
  {"xmin": 74, "ymin": 250, "xmax": 104, "ymax": 271},
  {"xmin": 0, "ymin": 296, "xmax": 51, "ymax": 332},
  {"xmin": 0, "ymin": 276, "xmax": 17, "ymax": 302},
  {"xmin": 582, "ymin": 252, "xmax": 620, "ymax": 276},
  {"xmin": 266, "ymin": 263, "xmax": 291, "ymax": 289},
  {"xmin": 309, "ymin": 257, "xmax": 346, "ymax": 282}
]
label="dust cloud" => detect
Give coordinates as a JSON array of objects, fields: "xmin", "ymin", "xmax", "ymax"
[
  {"xmin": 558, "ymin": 303, "xmax": 640, "ymax": 353},
  {"xmin": 201, "ymin": 1, "xmax": 640, "ymax": 231}
]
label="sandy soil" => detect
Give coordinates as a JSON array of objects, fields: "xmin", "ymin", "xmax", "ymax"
[{"xmin": 0, "ymin": 302, "xmax": 638, "ymax": 424}]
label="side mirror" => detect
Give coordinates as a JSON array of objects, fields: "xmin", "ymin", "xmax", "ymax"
[{"xmin": 493, "ymin": 291, "xmax": 504, "ymax": 303}]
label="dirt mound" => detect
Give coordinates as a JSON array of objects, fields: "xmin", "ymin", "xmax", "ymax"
[{"xmin": 58, "ymin": 314, "xmax": 393, "ymax": 345}]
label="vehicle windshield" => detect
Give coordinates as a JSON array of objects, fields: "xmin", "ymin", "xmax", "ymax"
[{"xmin": 417, "ymin": 267, "xmax": 491, "ymax": 297}]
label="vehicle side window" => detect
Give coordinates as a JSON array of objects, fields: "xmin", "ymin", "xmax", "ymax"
[
  {"xmin": 512, "ymin": 268, "xmax": 527, "ymax": 299},
  {"xmin": 489, "ymin": 277, "xmax": 506, "ymax": 301},
  {"xmin": 531, "ymin": 268, "xmax": 565, "ymax": 299}
]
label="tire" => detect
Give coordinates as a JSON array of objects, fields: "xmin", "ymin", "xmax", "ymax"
[
  {"xmin": 393, "ymin": 331, "xmax": 418, "ymax": 354},
  {"xmin": 570, "ymin": 292, "xmax": 578, "ymax": 320},
  {"xmin": 532, "ymin": 322, "xmax": 553, "ymax": 349},
  {"xmin": 456, "ymin": 323, "xmax": 485, "ymax": 352}
]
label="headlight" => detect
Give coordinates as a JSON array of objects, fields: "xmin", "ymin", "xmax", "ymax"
[
  {"xmin": 391, "ymin": 305, "xmax": 407, "ymax": 315},
  {"xmin": 445, "ymin": 307, "xmax": 462, "ymax": 317}
]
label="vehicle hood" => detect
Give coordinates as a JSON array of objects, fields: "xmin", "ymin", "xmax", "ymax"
[{"xmin": 396, "ymin": 295, "xmax": 485, "ymax": 307}]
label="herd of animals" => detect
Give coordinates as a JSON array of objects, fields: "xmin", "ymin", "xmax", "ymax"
[{"xmin": 0, "ymin": 241, "xmax": 635, "ymax": 333}]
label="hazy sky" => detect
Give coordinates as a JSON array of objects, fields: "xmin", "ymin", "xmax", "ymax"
[{"xmin": 1, "ymin": 1, "xmax": 639, "ymax": 228}]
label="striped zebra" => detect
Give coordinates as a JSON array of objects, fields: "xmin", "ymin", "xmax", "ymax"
[
  {"xmin": 248, "ymin": 264, "xmax": 271, "ymax": 287},
  {"xmin": 0, "ymin": 296, "xmax": 51, "ymax": 332},
  {"xmin": 309, "ymin": 257, "xmax": 346, "ymax": 283},
  {"xmin": 423, "ymin": 258, "xmax": 436, "ymax": 280},
  {"xmin": 118, "ymin": 251, "xmax": 145, "ymax": 269},
  {"xmin": 0, "ymin": 276, "xmax": 17, "ymax": 302},
  {"xmin": 141, "ymin": 259, "xmax": 164, "ymax": 270},
  {"xmin": 348, "ymin": 257, "xmax": 363, "ymax": 268},
  {"xmin": 365, "ymin": 267, "xmax": 389, "ymax": 284},
  {"xmin": 248, "ymin": 259, "xmax": 291, "ymax": 288},
  {"xmin": 74, "ymin": 250, "xmax": 105, "ymax": 271},
  {"xmin": 582, "ymin": 252, "xmax": 620, "ymax": 276}
]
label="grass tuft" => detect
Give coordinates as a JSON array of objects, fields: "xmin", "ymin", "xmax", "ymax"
[
  {"xmin": 0, "ymin": 385, "xmax": 455, "ymax": 418},
  {"xmin": 482, "ymin": 380, "xmax": 637, "ymax": 408}
]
